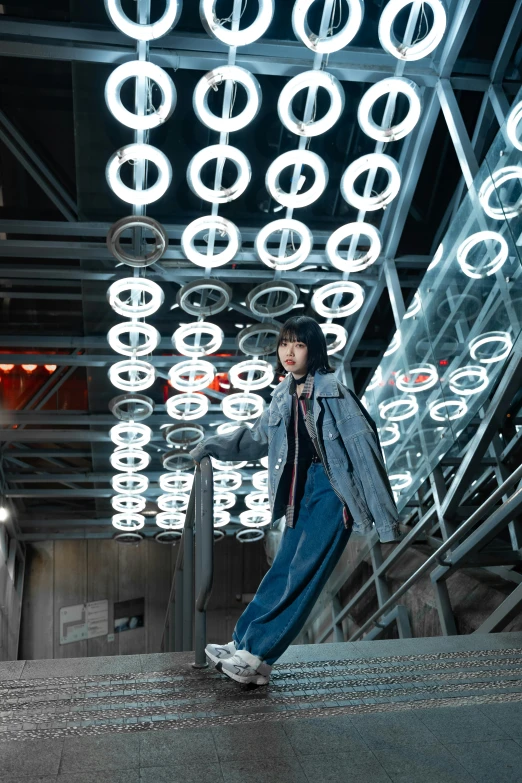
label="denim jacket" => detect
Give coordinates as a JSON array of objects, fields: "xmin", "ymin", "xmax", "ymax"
[{"xmin": 190, "ymin": 372, "xmax": 401, "ymax": 543}]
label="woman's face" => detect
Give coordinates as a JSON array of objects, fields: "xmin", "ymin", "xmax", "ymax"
[{"xmin": 278, "ymin": 338, "xmax": 308, "ymax": 378}]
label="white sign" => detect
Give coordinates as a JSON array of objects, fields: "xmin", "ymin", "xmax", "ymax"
[{"xmin": 60, "ymin": 600, "xmax": 109, "ymax": 645}]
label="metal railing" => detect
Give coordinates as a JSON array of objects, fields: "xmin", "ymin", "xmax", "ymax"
[{"xmin": 160, "ymin": 456, "xmax": 214, "ymax": 668}]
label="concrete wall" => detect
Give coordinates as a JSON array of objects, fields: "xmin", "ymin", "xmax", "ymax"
[{"xmin": 0, "ymin": 524, "xmax": 24, "ymax": 661}]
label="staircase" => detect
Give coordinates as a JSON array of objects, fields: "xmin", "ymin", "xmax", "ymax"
[{"xmin": 2, "ymin": 633, "xmax": 522, "ymax": 781}]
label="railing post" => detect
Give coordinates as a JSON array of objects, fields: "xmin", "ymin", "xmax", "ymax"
[
  {"xmin": 193, "ymin": 457, "xmax": 214, "ymax": 669},
  {"xmin": 174, "ymin": 569, "xmax": 183, "ymax": 651},
  {"xmin": 183, "ymin": 525, "xmax": 194, "ymax": 651}
]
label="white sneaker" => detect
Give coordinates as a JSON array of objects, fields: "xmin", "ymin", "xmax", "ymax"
[
  {"xmin": 205, "ymin": 640, "xmax": 237, "ymax": 665},
  {"xmin": 216, "ymin": 649, "xmax": 272, "ymax": 686}
]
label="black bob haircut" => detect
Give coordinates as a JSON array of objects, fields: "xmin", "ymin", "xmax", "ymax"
[{"xmin": 275, "ymin": 316, "xmax": 334, "ymax": 376}]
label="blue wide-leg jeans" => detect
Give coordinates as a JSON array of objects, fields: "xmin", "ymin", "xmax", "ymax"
[{"xmin": 232, "ymin": 463, "xmax": 351, "ymax": 666}]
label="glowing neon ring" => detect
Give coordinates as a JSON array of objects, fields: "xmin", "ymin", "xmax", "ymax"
[
  {"xmin": 326, "ymin": 222, "xmax": 382, "ymax": 272},
  {"xmin": 469, "ymin": 331, "xmax": 512, "ymax": 364},
  {"xmin": 105, "ymin": 61, "xmax": 176, "ymax": 130},
  {"xmin": 110, "ymin": 421, "xmax": 152, "ymax": 447},
  {"xmin": 266, "ymin": 150, "xmax": 329, "ymax": 209},
  {"xmin": 507, "ymin": 100, "xmax": 522, "ymax": 151},
  {"xmin": 212, "ymin": 459, "xmax": 248, "ymax": 470},
  {"xmin": 379, "ymin": 396, "xmax": 419, "ymax": 421},
  {"xmin": 429, "ymin": 399, "xmax": 467, "ymax": 422},
  {"xmin": 200, "ymin": 0, "xmax": 274, "ymax": 46},
  {"xmin": 163, "ymin": 423, "xmax": 204, "ymax": 448},
  {"xmin": 448, "ymin": 365, "xmax": 489, "ymax": 396},
  {"xmin": 112, "ymin": 473, "xmax": 149, "ymax": 494},
  {"xmin": 237, "ymin": 323, "xmax": 279, "ymax": 356},
  {"xmin": 107, "ymin": 321, "xmax": 160, "ymax": 358},
  {"xmin": 108, "ymin": 277, "xmax": 164, "ymax": 319},
  {"xmin": 177, "ymin": 279, "xmax": 232, "ymax": 316},
  {"xmin": 341, "ymin": 153, "xmax": 401, "ymax": 211},
  {"xmin": 389, "ymin": 472, "xmax": 412, "ymax": 490},
  {"xmin": 247, "ymin": 280, "xmax": 300, "ymax": 317},
  {"xmin": 109, "ymin": 393, "xmax": 155, "ymax": 422},
  {"xmin": 378, "ymin": 423, "xmax": 400, "ymax": 447},
  {"xmin": 169, "ymin": 359, "xmax": 215, "ymax": 392},
  {"xmin": 366, "ymin": 367, "xmax": 383, "ymax": 392},
  {"xmin": 156, "ymin": 512, "xmax": 185, "ymax": 530},
  {"xmin": 239, "ymin": 510, "xmax": 271, "ymax": 528},
  {"xmin": 358, "ymin": 77, "xmax": 422, "ymax": 141},
  {"xmin": 112, "ymin": 513, "xmax": 145, "ymax": 531},
  {"xmin": 311, "ymin": 281, "xmax": 364, "ymax": 319},
  {"xmin": 278, "ymin": 70, "xmax": 344, "ymax": 137},
  {"xmin": 157, "ymin": 493, "xmax": 189, "ymax": 512},
  {"xmin": 456, "ymin": 231, "xmax": 508, "ymax": 279},
  {"xmin": 107, "ymin": 216, "xmax": 168, "ymax": 267},
  {"xmin": 109, "ymin": 359, "xmax": 156, "ymax": 392},
  {"xmin": 259, "ymin": 456, "xmax": 269, "ymax": 468},
  {"xmin": 236, "ymin": 529, "xmax": 265, "ymax": 543},
  {"xmin": 104, "ymin": 0, "xmax": 181, "ymax": 40},
  {"xmin": 111, "ymin": 495, "xmax": 146, "ymax": 513},
  {"xmin": 384, "ymin": 330, "xmax": 401, "ymax": 357},
  {"xmin": 320, "ymin": 323, "xmax": 347, "ymax": 355},
  {"xmin": 229, "ymin": 360, "xmax": 274, "ymax": 391},
  {"xmin": 159, "ymin": 472, "xmax": 193, "ymax": 492},
  {"xmin": 222, "ymin": 393, "xmax": 265, "ymax": 421},
  {"xmin": 292, "ymin": 0, "xmax": 364, "ymax": 53},
  {"xmin": 181, "ymin": 215, "xmax": 241, "ymax": 268},
  {"xmin": 478, "ymin": 166, "xmax": 522, "ymax": 220},
  {"xmin": 396, "ymin": 365, "xmax": 438, "ymax": 393},
  {"xmin": 214, "ymin": 492, "xmax": 236, "ymax": 510},
  {"xmin": 166, "ymin": 393, "xmax": 209, "ymax": 420},
  {"xmin": 193, "ymin": 66, "xmax": 262, "ymax": 132},
  {"xmin": 214, "ymin": 511, "xmax": 231, "ymax": 528},
  {"xmin": 187, "ymin": 144, "xmax": 251, "ymax": 204},
  {"xmin": 213, "ymin": 471, "xmax": 242, "ymax": 491},
  {"xmin": 162, "ymin": 451, "xmax": 194, "ymax": 471},
  {"xmin": 378, "ymin": 0, "xmax": 447, "ymax": 61},
  {"xmin": 245, "ymin": 492, "xmax": 270, "ymax": 510},
  {"xmin": 427, "ymin": 243, "xmax": 444, "ymax": 271},
  {"xmin": 173, "ymin": 322, "xmax": 224, "ymax": 357},
  {"xmin": 255, "ymin": 219, "xmax": 313, "ymax": 271},
  {"xmin": 404, "ymin": 291, "xmax": 421, "ymax": 319},
  {"xmin": 110, "ymin": 446, "xmax": 150, "ymax": 472},
  {"xmin": 252, "ymin": 470, "xmax": 268, "ymax": 490},
  {"xmin": 217, "ymin": 421, "xmax": 252, "ymax": 435},
  {"xmin": 106, "ymin": 143, "xmax": 172, "ymax": 206}
]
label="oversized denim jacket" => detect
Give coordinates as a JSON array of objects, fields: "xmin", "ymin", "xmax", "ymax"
[{"xmin": 190, "ymin": 372, "xmax": 401, "ymax": 543}]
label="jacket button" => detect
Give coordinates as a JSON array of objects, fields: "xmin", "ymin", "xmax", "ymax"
[
  {"xmin": 275, "ymin": 465, "xmax": 280, "ymax": 470},
  {"xmin": 278, "ymin": 458, "xmax": 282, "ymax": 462},
  {"xmin": 329, "ymin": 433, "xmax": 333, "ymax": 439}
]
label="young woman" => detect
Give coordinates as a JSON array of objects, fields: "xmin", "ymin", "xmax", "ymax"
[{"xmin": 190, "ymin": 315, "xmax": 400, "ymax": 686}]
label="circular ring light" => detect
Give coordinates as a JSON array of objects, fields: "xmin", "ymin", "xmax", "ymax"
[
  {"xmin": 108, "ymin": 321, "xmax": 160, "ymax": 357},
  {"xmin": 187, "ymin": 145, "xmax": 251, "ymax": 204},
  {"xmin": 177, "ymin": 278, "xmax": 232, "ymax": 317},
  {"xmin": 110, "ymin": 446, "xmax": 150, "ymax": 472},
  {"xmin": 109, "ymin": 359, "xmax": 155, "ymax": 392},
  {"xmin": 159, "ymin": 472, "xmax": 193, "ymax": 492},
  {"xmin": 112, "ymin": 513, "xmax": 145, "ymax": 531},
  {"xmin": 110, "ymin": 421, "xmax": 152, "ymax": 448},
  {"xmin": 427, "ymin": 243, "xmax": 444, "ymax": 272},
  {"xmin": 214, "ymin": 511, "xmax": 230, "ymax": 528},
  {"xmin": 157, "ymin": 493, "xmax": 189, "ymax": 512},
  {"xmin": 478, "ymin": 166, "xmax": 522, "ymax": 220},
  {"xmin": 200, "ymin": 0, "xmax": 274, "ymax": 46},
  {"xmin": 357, "ymin": 77, "xmax": 422, "ymax": 141},
  {"xmin": 222, "ymin": 393, "xmax": 265, "ymax": 421},
  {"xmin": 507, "ymin": 100, "xmax": 522, "ymax": 151},
  {"xmin": 469, "ymin": 331, "xmax": 512, "ymax": 364},
  {"xmin": 193, "ymin": 66, "xmax": 262, "ymax": 133},
  {"xmin": 166, "ymin": 393, "xmax": 209, "ymax": 421},
  {"xmin": 292, "ymin": 0, "xmax": 364, "ymax": 53},
  {"xmin": 245, "ymin": 492, "xmax": 270, "ymax": 510},
  {"xmin": 456, "ymin": 231, "xmax": 508, "ymax": 279},
  {"xmin": 448, "ymin": 365, "xmax": 489, "ymax": 396},
  {"xmin": 229, "ymin": 360, "xmax": 274, "ymax": 391},
  {"xmin": 404, "ymin": 291, "xmax": 422, "ymax": 319},
  {"xmin": 213, "ymin": 471, "xmax": 242, "ymax": 491},
  {"xmin": 163, "ymin": 423, "xmax": 204, "ymax": 449},
  {"xmin": 112, "ymin": 495, "xmax": 146, "ymax": 513},
  {"xmin": 214, "ymin": 492, "xmax": 236, "ymax": 510},
  {"xmin": 379, "ymin": 395, "xmax": 419, "ymax": 421},
  {"xmin": 259, "ymin": 456, "xmax": 269, "ymax": 468},
  {"xmin": 154, "ymin": 530, "xmax": 182, "ymax": 543},
  {"xmin": 255, "ymin": 219, "xmax": 313, "ymax": 271},
  {"xmin": 106, "ymin": 144, "xmax": 172, "ymax": 206},
  {"xmin": 341, "ymin": 153, "xmax": 401, "ymax": 211},
  {"xmin": 239, "ymin": 510, "xmax": 271, "ymax": 528},
  {"xmin": 266, "ymin": 150, "xmax": 329, "ymax": 209},
  {"xmin": 181, "ymin": 215, "xmax": 240, "ymax": 268},
  {"xmin": 326, "ymin": 222, "xmax": 382, "ymax": 272},
  {"xmin": 169, "ymin": 359, "xmax": 215, "ymax": 392},
  {"xmin": 112, "ymin": 473, "xmax": 149, "ymax": 494},
  {"xmin": 105, "ymin": 61, "xmax": 176, "ymax": 130},
  {"xmin": 216, "ymin": 423, "xmax": 246, "ymax": 436},
  {"xmin": 320, "ymin": 323, "xmax": 347, "ymax": 355},
  {"xmin": 366, "ymin": 366, "xmax": 383, "ymax": 392},
  {"xmin": 107, "ymin": 216, "xmax": 168, "ymax": 268},
  {"xmin": 429, "ymin": 399, "xmax": 467, "ymax": 422},
  {"xmin": 212, "ymin": 458, "xmax": 248, "ymax": 470},
  {"xmin": 311, "ymin": 281, "xmax": 364, "ymax": 319},
  {"xmin": 237, "ymin": 324, "xmax": 279, "ymax": 356},
  {"xmin": 109, "ymin": 393, "xmax": 154, "ymax": 422},
  {"xmin": 173, "ymin": 322, "xmax": 224, "ymax": 357},
  {"xmin": 389, "ymin": 471, "xmax": 412, "ymax": 491},
  {"xmin": 156, "ymin": 511, "xmax": 185, "ymax": 530},
  {"xmin": 384, "ymin": 329, "xmax": 401, "ymax": 357},
  {"xmin": 396, "ymin": 365, "xmax": 438, "ymax": 393},
  {"xmin": 252, "ymin": 470, "xmax": 268, "ymax": 491},
  {"xmin": 104, "ymin": 0, "xmax": 181, "ymax": 40},
  {"xmin": 162, "ymin": 451, "xmax": 194, "ymax": 471},
  {"xmin": 378, "ymin": 0, "xmax": 447, "ymax": 61},
  {"xmin": 278, "ymin": 71, "xmax": 344, "ymax": 137},
  {"xmin": 108, "ymin": 278, "xmax": 164, "ymax": 319},
  {"xmin": 247, "ymin": 280, "xmax": 300, "ymax": 317},
  {"xmin": 378, "ymin": 423, "xmax": 401, "ymax": 447},
  {"xmin": 236, "ymin": 528, "xmax": 265, "ymax": 543}
]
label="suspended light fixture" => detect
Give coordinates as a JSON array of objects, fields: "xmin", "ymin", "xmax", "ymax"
[
  {"xmin": 326, "ymin": 222, "xmax": 382, "ymax": 273},
  {"xmin": 106, "ymin": 143, "xmax": 172, "ymax": 205},
  {"xmin": 105, "ymin": 61, "xmax": 177, "ymax": 130},
  {"xmin": 255, "ymin": 219, "xmax": 313, "ymax": 270},
  {"xmin": 341, "ymin": 154, "xmax": 401, "ymax": 211},
  {"xmin": 266, "ymin": 150, "xmax": 329, "ymax": 208},
  {"xmin": 277, "ymin": 71, "xmax": 345, "ymax": 137},
  {"xmin": 378, "ymin": 0, "xmax": 447, "ymax": 61},
  {"xmin": 108, "ymin": 358, "xmax": 156, "ymax": 392},
  {"xmin": 104, "ymin": 0, "xmax": 182, "ymax": 40},
  {"xmin": 112, "ymin": 473, "xmax": 149, "ymax": 494},
  {"xmin": 200, "ymin": 0, "xmax": 274, "ymax": 46},
  {"xmin": 186, "ymin": 145, "xmax": 251, "ymax": 204},
  {"xmin": 357, "ymin": 77, "xmax": 422, "ymax": 141},
  {"xmin": 292, "ymin": 0, "xmax": 364, "ymax": 53},
  {"xmin": 311, "ymin": 281, "xmax": 364, "ymax": 319},
  {"xmin": 193, "ymin": 65, "xmax": 262, "ymax": 132},
  {"xmin": 108, "ymin": 278, "xmax": 164, "ymax": 319}
]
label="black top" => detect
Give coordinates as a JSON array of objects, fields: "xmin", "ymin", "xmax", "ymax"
[{"xmin": 277, "ymin": 379, "xmax": 316, "ymax": 522}]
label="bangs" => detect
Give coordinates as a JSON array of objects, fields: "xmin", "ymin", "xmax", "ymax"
[{"xmin": 277, "ymin": 325, "xmax": 307, "ymax": 347}]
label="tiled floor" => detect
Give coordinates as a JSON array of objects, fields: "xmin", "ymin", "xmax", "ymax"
[{"xmin": 2, "ymin": 633, "xmax": 522, "ymax": 782}]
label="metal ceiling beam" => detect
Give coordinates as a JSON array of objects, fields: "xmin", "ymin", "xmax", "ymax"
[
  {"xmin": 490, "ymin": 0, "xmax": 522, "ymax": 83},
  {"xmin": 3, "ymin": 450, "xmax": 92, "ymax": 459}
]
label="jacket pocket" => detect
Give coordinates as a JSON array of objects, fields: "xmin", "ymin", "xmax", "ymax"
[
  {"xmin": 268, "ymin": 411, "xmax": 282, "ymax": 442},
  {"xmin": 323, "ymin": 424, "xmax": 347, "ymax": 467}
]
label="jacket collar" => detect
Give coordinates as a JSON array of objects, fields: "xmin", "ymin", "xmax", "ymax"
[{"xmin": 271, "ymin": 371, "xmax": 340, "ymax": 400}]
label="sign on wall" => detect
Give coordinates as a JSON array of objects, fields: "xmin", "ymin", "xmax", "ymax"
[{"xmin": 59, "ymin": 600, "xmax": 109, "ymax": 645}]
